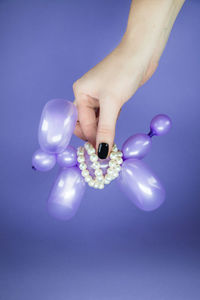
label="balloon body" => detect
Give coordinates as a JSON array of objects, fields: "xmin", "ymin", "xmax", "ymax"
[
  {"xmin": 150, "ymin": 114, "xmax": 172, "ymax": 136},
  {"xmin": 117, "ymin": 159, "xmax": 165, "ymax": 211},
  {"xmin": 48, "ymin": 167, "xmax": 86, "ymax": 220},
  {"xmin": 122, "ymin": 133, "xmax": 152, "ymax": 160},
  {"xmin": 38, "ymin": 99, "xmax": 77, "ymax": 154},
  {"xmin": 57, "ymin": 146, "xmax": 77, "ymax": 168},
  {"xmin": 32, "ymin": 149, "xmax": 56, "ymax": 172}
]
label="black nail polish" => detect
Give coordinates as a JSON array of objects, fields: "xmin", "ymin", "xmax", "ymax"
[{"xmin": 98, "ymin": 143, "xmax": 109, "ymax": 159}]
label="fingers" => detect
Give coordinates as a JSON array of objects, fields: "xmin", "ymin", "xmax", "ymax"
[
  {"xmin": 96, "ymin": 99, "xmax": 120, "ymax": 159},
  {"xmin": 78, "ymin": 104, "xmax": 97, "ymax": 146},
  {"xmin": 73, "ymin": 84, "xmax": 121, "ymax": 157},
  {"xmin": 74, "ymin": 94, "xmax": 98, "ymax": 146},
  {"xmin": 74, "ymin": 120, "xmax": 87, "ymax": 141}
]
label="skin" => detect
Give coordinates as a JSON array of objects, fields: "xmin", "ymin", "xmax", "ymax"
[{"xmin": 73, "ymin": 0, "xmax": 185, "ymax": 157}]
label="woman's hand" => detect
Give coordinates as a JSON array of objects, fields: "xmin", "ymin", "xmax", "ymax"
[{"xmin": 73, "ymin": 0, "xmax": 185, "ymax": 159}]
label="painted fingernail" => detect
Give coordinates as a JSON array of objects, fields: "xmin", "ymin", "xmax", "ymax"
[{"xmin": 98, "ymin": 143, "xmax": 109, "ymax": 159}]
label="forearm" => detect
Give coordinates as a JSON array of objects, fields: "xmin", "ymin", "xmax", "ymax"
[
  {"xmin": 122, "ymin": 0, "xmax": 185, "ymax": 63},
  {"xmin": 73, "ymin": 0, "xmax": 185, "ymax": 150}
]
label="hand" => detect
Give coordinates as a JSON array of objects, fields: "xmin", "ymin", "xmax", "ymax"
[
  {"xmin": 73, "ymin": 40, "xmax": 157, "ymax": 157},
  {"xmin": 73, "ymin": 0, "xmax": 185, "ymax": 159}
]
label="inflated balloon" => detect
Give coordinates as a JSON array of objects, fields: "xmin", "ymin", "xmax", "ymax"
[
  {"xmin": 57, "ymin": 145, "xmax": 77, "ymax": 168},
  {"xmin": 32, "ymin": 98, "xmax": 172, "ymax": 220},
  {"xmin": 32, "ymin": 149, "xmax": 56, "ymax": 172},
  {"xmin": 150, "ymin": 114, "xmax": 172, "ymax": 137},
  {"xmin": 117, "ymin": 159, "xmax": 165, "ymax": 211},
  {"xmin": 122, "ymin": 133, "xmax": 152, "ymax": 160},
  {"xmin": 38, "ymin": 99, "xmax": 77, "ymax": 154},
  {"xmin": 48, "ymin": 167, "xmax": 85, "ymax": 220}
]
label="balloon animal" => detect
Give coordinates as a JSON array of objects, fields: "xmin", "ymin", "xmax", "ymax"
[{"xmin": 32, "ymin": 99, "xmax": 171, "ymax": 220}]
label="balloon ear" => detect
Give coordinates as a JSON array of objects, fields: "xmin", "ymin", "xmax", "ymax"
[
  {"xmin": 38, "ymin": 99, "xmax": 77, "ymax": 154},
  {"xmin": 121, "ymin": 114, "xmax": 172, "ymax": 160},
  {"xmin": 149, "ymin": 114, "xmax": 172, "ymax": 137},
  {"xmin": 48, "ymin": 167, "xmax": 86, "ymax": 220},
  {"xmin": 117, "ymin": 158, "xmax": 165, "ymax": 211}
]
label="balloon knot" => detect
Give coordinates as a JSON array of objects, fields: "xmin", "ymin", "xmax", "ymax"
[{"xmin": 148, "ymin": 131, "xmax": 155, "ymax": 138}]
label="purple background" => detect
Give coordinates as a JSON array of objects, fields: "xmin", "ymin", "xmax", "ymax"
[{"xmin": 0, "ymin": 0, "xmax": 200, "ymax": 299}]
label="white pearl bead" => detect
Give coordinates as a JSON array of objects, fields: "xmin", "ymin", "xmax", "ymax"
[
  {"xmin": 116, "ymin": 165, "xmax": 121, "ymax": 172},
  {"xmin": 81, "ymin": 169, "xmax": 89, "ymax": 177},
  {"xmin": 91, "ymin": 162, "xmax": 100, "ymax": 169},
  {"xmin": 98, "ymin": 183, "xmax": 104, "ymax": 189},
  {"xmin": 112, "ymin": 144, "xmax": 118, "ymax": 152},
  {"xmin": 110, "ymin": 152, "xmax": 117, "ymax": 160},
  {"xmin": 84, "ymin": 142, "xmax": 91, "ymax": 150},
  {"xmin": 88, "ymin": 180, "xmax": 95, "ymax": 187},
  {"xmin": 95, "ymin": 169, "xmax": 103, "ymax": 177},
  {"xmin": 112, "ymin": 170, "xmax": 119, "ymax": 178},
  {"xmin": 104, "ymin": 178, "xmax": 110, "ymax": 185},
  {"xmin": 96, "ymin": 175, "xmax": 104, "ymax": 182},
  {"xmin": 107, "ymin": 167, "xmax": 114, "ymax": 175},
  {"xmin": 116, "ymin": 157, "xmax": 123, "ymax": 165},
  {"xmin": 94, "ymin": 181, "xmax": 99, "ymax": 189},
  {"xmin": 85, "ymin": 175, "xmax": 92, "ymax": 182},
  {"xmin": 77, "ymin": 147, "xmax": 84, "ymax": 155},
  {"xmin": 79, "ymin": 163, "xmax": 87, "ymax": 170},
  {"xmin": 77, "ymin": 155, "xmax": 85, "ymax": 163},
  {"xmin": 87, "ymin": 147, "xmax": 95, "ymax": 155},
  {"xmin": 105, "ymin": 174, "xmax": 112, "ymax": 181},
  {"xmin": 109, "ymin": 160, "xmax": 117, "ymax": 168},
  {"xmin": 117, "ymin": 151, "xmax": 122, "ymax": 157},
  {"xmin": 90, "ymin": 154, "xmax": 98, "ymax": 162}
]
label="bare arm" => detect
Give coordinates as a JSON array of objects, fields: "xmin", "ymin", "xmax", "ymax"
[{"xmin": 73, "ymin": 0, "xmax": 185, "ymax": 159}]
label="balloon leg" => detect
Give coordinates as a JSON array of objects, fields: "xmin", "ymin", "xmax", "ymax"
[
  {"xmin": 48, "ymin": 167, "xmax": 86, "ymax": 220},
  {"xmin": 117, "ymin": 158, "xmax": 165, "ymax": 211}
]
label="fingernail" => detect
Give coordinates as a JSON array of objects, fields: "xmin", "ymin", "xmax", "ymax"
[{"xmin": 98, "ymin": 143, "xmax": 109, "ymax": 159}]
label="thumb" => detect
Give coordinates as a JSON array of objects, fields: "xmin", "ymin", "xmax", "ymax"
[{"xmin": 96, "ymin": 100, "xmax": 120, "ymax": 159}]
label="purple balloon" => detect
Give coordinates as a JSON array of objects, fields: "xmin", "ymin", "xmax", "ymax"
[
  {"xmin": 48, "ymin": 167, "xmax": 86, "ymax": 220},
  {"xmin": 117, "ymin": 159, "xmax": 165, "ymax": 211},
  {"xmin": 150, "ymin": 114, "xmax": 172, "ymax": 136},
  {"xmin": 32, "ymin": 149, "xmax": 56, "ymax": 172},
  {"xmin": 57, "ymin": 145, "xmax": 77, "ymax": 168},
  {"xmin": 38, "ymin": 99, "xmax": 77, "ymax": 154},
  {"xmin": 122, "ymin": 133, "xmax": 152, "ymax": 160}
]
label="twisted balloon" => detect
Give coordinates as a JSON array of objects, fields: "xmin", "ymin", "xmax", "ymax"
[{"xmin": 32, "ymin": 99, "xmax": 172, "ymax": 220}]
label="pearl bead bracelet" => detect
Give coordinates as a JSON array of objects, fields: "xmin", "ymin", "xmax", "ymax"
[{"xmin": 77, "ymin": 142, "xmax": 123, "ymax": 189}]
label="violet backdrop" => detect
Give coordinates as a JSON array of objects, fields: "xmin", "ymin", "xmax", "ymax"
[{"xmin": 0, "ymin": 0, "xmax": 200, "ymax": 299}]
